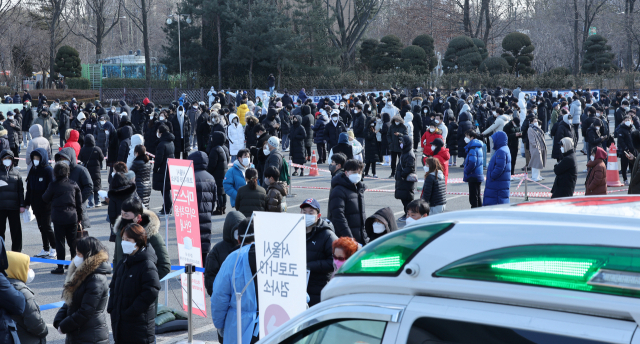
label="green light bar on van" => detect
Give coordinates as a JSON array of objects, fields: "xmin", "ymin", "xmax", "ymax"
[
  {"xmin": 435, "ymin": 245, "xmax": 640, "ymax": 298},
  {"xmin": 338, "ymin": 222, "xmax": 453, "ymax": 275}
]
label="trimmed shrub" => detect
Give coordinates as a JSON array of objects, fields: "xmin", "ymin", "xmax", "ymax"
[{"xmin": 65, "ymin": 78, "xmax": 91, "ymax": 90}]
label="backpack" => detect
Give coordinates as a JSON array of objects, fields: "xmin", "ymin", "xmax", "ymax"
[{"xmin": 280, "ymin": 158, "xmax": 290, "ymax": 184}]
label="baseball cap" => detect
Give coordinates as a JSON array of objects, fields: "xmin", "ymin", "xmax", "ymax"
[{"xmin": 300, "ymin": 198, "xmax": 321, "ymax": 212}]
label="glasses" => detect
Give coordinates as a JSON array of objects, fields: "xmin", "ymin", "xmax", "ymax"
[{"xmin": 333, "ymin": 255, "xmax": 347, "ymax": 261}]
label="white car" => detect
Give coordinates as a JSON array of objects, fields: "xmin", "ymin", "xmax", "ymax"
[{"xmin": 259, "ymin": 195, "xmax": 640, "ymax": 344}]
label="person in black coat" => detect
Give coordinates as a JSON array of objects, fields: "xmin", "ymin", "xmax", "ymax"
[
  {"xmin": 328, "ymin": 159, "xmax": 367, "ymax": 246},
  {"xmin": 331, "ymin": 132, "xmax": 354, "ymax": 160},
  {"xmin": 253, "ymin": 126, "xmax": 271, "ymax": 182},
  {"xmin": 244, "ymin": 115, "xmax": 259, "ymax": 150},
  {"xmin": 54, "ymin": 237, "xmax": 111, "ymax": 344},
  {"xmin": 312, "ymin": 113, "xmax": 328, "ymax": 164},
  {"xmin": 387, "ymin": 115, "xmax": 408, "ymax": 178},
  {"xmin": 78, "ymin": 134, "xmax": 104, "ymax": 208},
  {"xmin": 587, "ymin": 119, "xmax": 608, "ymax": 152},
  {"xmin": 289, "ymin": 115, "xmax": 307, "ymax": 176},
  {"xmin": 300, "ymin": 199, "xmax": 337, "ymax": 306},
  {"xmin": 301, "ymin": 105, "xmax": 315, "ymax": 158},
  {"xmin": 188, "ymin": 151, "xmax": 217, "ymax": 264},
  {"xmin": 0, "ymin": 150, "xmax": 24, "ymax": 253},
  {"xmin": 234, "ymin": 168, "xmax": 267, "ymax": 218},
  {"xmin": 551, "ymin": 137, "xmax": 578, "ymax": 198},
  {"xmin": 207, "ymin": 131, "xmax": 230, "ymax": 215},
  {"xmin": 25, "ymin": 148, "xmax": 55, "ymax": 257},
  {"xmin": 107, "ymin": 224, "xmax": 160, "ymax": 344},
  {"xmin": 617, "ymin": 116, "xmax": 636, "ymax": 184},
  {"xmin": 43, "ymin": 162, "xmax": 83, "ymax": 273},
  {"xmin": 446, "ymin": 113, "xmax": 459, "ymax": 165},
  {"xmin": 352, "ymin": 105, "xmax": 367, "ymax": 145},
  {"xmin": 143, "ymin": 113, "xmax": 158, "ymax": 155},
  {"xmin": 108, "ymin": 172, "xmax": 138, "ymax": 227},
  {"xmin": 364, "ymin": 206, "xmax": 398, "ymax": 242},
  {"xmin": 152, "ymin": 125, "xmax": 175, "ymax": 215},
  {"xmin": 195, "ymin": 111, "xmax": 212, "ymax": 152},
  {"xmin": 279, "ymin": 105, "xmax": 292, "ymax": 151},
  {"xmin": 394, "ymin": 135, "xmax": 416, "ymax": 221},
  {"xmin": 503, "ymin": 117, "xmax": 521, "ymax": 173},
  {"xmin": 170, "ymin": 107, "xmax": 191, "ymax": 159},
  {"xmin": 116, "ymin": 124, "xmax": 133, "ymax": 164},
  {"xmin": 130, "ymin": 145, "xmax": 152, "ymax": 208},
  {"xmin": 324, "ymin": 111, "xmax": 347, "ymax": 152},
  {"xmin": 204, "ymin": 210, "xmax": 244, "ymax": 296},
  {"xmin": 457, "ymin": 112, "xmax": 473, "ymax": 161},
  {"xmin": 363, "ymin": 120, "xmax": 379, "ymax": 177},
  {"xmin": 550, "ymin": 113, "xmax": 574, "ymax": 162},
  {"xmin": 55, "ymin": 147, "xmax": 94, "ymax": 229},
  {"xmin": 0, "ymin": 237, "xmax": 26, "ymax": 344}
]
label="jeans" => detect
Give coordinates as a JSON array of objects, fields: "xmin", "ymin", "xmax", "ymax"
[
  {"xmin": 190, "ymin": 133, "xmax": 197, "ymax": 148},
  {"xmin": 0, "ymin": 209, "xmax": 22, "ymax": 251},
  {"xmin": 88, "ymin": 191, "xmax": 100, "ymax": 207},
  {"xmin": 35, "ymin": 210, "xmax": 55, "ymax": 251},
  {"xmin": 22, "ymin": 131, "xmax": 31, "ymax": 146},
  {"xmin": 468, "ymin": 181, "xmax": 483, "ymax": 208},
  {"xmin": 482, "ymin": 142, "xmax": 487, "ymax": 168},
  {"xmin": 572, "ymin": 124, "xmax": 580, "ymax": 148},
  {"xmin": 281, "ymin": 134, "xmax": 289, "ymax": 150},
  {"xmin": 621, "ymin": 155, "xmax": 630, "ymax": 181},
  {"xmin": 269, "ymin": 86, "xmax": 275, "ymax": 97},
  {"xmin": 431, "ymin": 204, "xmax": 446, "ymax": 214},
  {"xmin": 54, "ymin": 223, "xmax": 77, "ymax": 268}
]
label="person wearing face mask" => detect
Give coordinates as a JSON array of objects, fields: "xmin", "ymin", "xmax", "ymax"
[
  {"xmin": 108, "ymin": 223, "xmax": 161, "ymax": 344},
  {"xmin": 394, "ymin": 135, "xmax": 416, "ymax": 222},
  {"xmin": 483, "ymin": 131, "xmax": 511, "ymax": 206},
  {"xmin": 569, "ymin": 95, "xmax": 583, "ymax": 149},
  {"xmin": 324, "ymin": 110, "xmax": 347, "ymax": 153},
  {"xmin": 262, "ymin": 136, "xmax": 284, "ymax": 183},
  {"xmin": 62, "ymin": 129, "xmax": 81, "ymax": 159},
  {"xmin": 299, "ymin": 198, "xmax": 337, "ymax": 306},
  {"xmin": 5, "ymin": 251, "xmax": 48, "ymax": 344},
  {"xmin": 405, "ymin": 199, "xmax": 430, "ymax": 226},
  {"xmin": 78, "ymin": 134, "xmax": 105, "ymax": 209},
  {"xmin": 585, "ymin": 146, "xmax": 608, "ymax": 195},
  {"xmin": 616, "ymin": 115, "xmax": 636, "ymax": 185},
  {"xmin": 328, "ymin": 159, "xmax": 367, "ymax": 245},
  {"xmin": 312, "ymin": 111, "xmax": 329, "ymax": 164},
  {"xmin": 527, "ymin": 118, "xmax": 547, "ymax": 182},
  {"xmin": 206, "ymin": 131, "xmax": 230, "ymax": 215},
  {"xmin": 550, "ymin": 138, "xmax": 578, "ymax": 198},
  {"xmin": 204, "ymin": 210, "xmax": 244, "ymax": 297},
  {"xmin": 421, "ymin": 122, "xmax": 443, "ymax": 161},
  {"xmin": 430, "ymin": 138, "xmax": 450, "ymax": 183},
  {"xmin": 252, "ymin": 124, "xmax": 270, "ymax": 182},
  {"xmin": 128, "ymin": 144, "xmax": 152, "ymax": 208},
  {"xmin": 195, "ymin": 110, "xmax": 211, "ymax": 152},
  {"xmin": 93, "ymin": 114, "xmax": 116, "ymax": 156},
  {"xmin": 152, "ymin": 125, "xmax": 175, "ymax": 215},
  {"xmin": 25, "ymin": 148, "xmax": 56, "ymax": 259},
  {"xmin": 227, "ymin": 114, "xmax": 245, "ymax": 162},
  {"xmin": 170, "ymin": 105, "xmax": 191, "ymax": 160},
  {"xmin": 463, "ymin": 130, "xmax": 484, "ymax": 208},
  {"xmin": 363, "ymin": 120, "xmax": 380, "ymax": 178},
  {"xmin": 0, "ymin": 150, "xmax": 23, "ymax": 249},
  {"xmin": 338, "ymin": 102, "xmax": 352, "ymax": 127},
  {"xmin": 289, "ymin": 114, "xmax": 308, "ymax": 176},
  {"xmin": 53, "ymin": 237, "xmax": 110, "ymax": 344},
  {"xmin": 387, "ymin": 115, "xmax": 408, "ymax": 178},
  {"xmin": 421, "ymin": 157, "xmax": 446, "ymax": 215},
  {"xmin": 457, "ymin": 111, "xmax": 474, "ymax": 168},
  {"xmin": 587, "ymin": 118, "xmax": 608, "ymax": 155},
  {"xmin": 550, "ymin": 110, "xmax": 575, "ymax": 163},
  {"xmin": 363, "ymin": 206, "xmax": 397, "ymax": 242},
  {"xmin": 24, "ymin": 124, "xmax": 49, "ymax": 170},
  {"xmin": 224, "ymin": 148, "xmax": 250, "ymax": 208},
  {"xmin": 330, "ymin": 236, "xmax": 359, "ymax": 279},
  {"xmin": 263, "ymin": 166, "xmax": 288, "ymax": 212}
]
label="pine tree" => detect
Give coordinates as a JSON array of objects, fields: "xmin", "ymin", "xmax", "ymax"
[
  {"xmin": 401, "ymin": 46, "xmax": 428, "ymax": 74},
  {"xmin": 442, "ymin": 36, "xmax": 482, "ymax": 73},
  {"xmin": 54, "ymin": 46, "xmax": 82, "ymax": 78},
  {"xmin": 581, "ymin": 34, "xmax": 616, "ymax": 74},
  {"xmin": 358, "ymin": 39, "xmax": 379, "ymax": 71},
  {"xmin": 373, "ymin": 35, "xmax": 403, "ymax": 72},
  {"xmin": 292, "ymin": 0, "xmax": 340, "ymax": 74},
  {"xmin": 501, "ymin": 32, "xmax": 535, "ymax": 76},
  {"xmin": 411, "ymin": 34, "xmax": 437, "ymax": 72}
]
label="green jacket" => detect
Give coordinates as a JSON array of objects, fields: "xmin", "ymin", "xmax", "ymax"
[
  {"xmin": 113, "ymin": 209, "xmax": 171, "ymax": 280},
  {"xmin": 550, "ymin": 109, "xmax": 560, "ymax": 126}
]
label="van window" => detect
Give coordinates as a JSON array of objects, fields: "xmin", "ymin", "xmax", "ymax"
[
  {"xmin": 408, "ymin": 317, "xmax": 611, "ymax": 344},
  {"xmin": 283, "ymin": 319, "xmax": 386, "ymax": 344}
]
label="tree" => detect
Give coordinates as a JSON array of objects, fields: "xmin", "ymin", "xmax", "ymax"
[
  {"xmin": 292, "ymin": 0, "xmax": 340, "ymax": 74},
  {"xmin": 12, "ymin": 45, "xmax": 34, "ymax": 77},
  {"xmin": 123, "ymin": 0, "xmax": 153, "ymax": 82},
  {"xmin": 54, "ymin": 45, "xmax": 81, "ymax": 78},
  {"xmin": 411, "ymin": 34, "xmax": 437, "ymax": 72},
  {"xmin": 401, "ymin": 45, "xmax": 428, "ymax": 73},
  {"xmin": 63, "ymin": 0, "xmax": 122, "ymax": 59},
  {"xmin": 373, "ymin": 35, "xmax": 403, "ymax": 71},
  {"xmin": 442, "ymin": 36, "xmax": 483, "ymax": 73},
  {"xmin": 160, "ymin": 17, "xmax": 205, "ymax": 75},
  {"xmin": 358, "ymin": 38, "xmax": 378, "ymax": 71},
  {"xmin": 581, "ymin": 34, "xmax": 615, "ymax": 74},
  {"xmin": 472, "ymin": 38, "xmax": 488, "ymax": 60},
  {"xmin": 501, "ymin": 32, "xmax": 535, "ymax": 76},
  {"xmin": 30, "ymin": 0, "xmax": 71, "ymax": 87},
  {"xmin": 479, "ymin": 56, "xmax": 509, "ymax": 75}
]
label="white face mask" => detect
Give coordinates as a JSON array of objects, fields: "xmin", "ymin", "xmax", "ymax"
[
  {"xmin": 121, "ymin": 241, "xmax": 137, "ymax": 255},
  {"xmin": 429, "ymin": 127, "xmax": 435, "ymax": 132},
  {"xmin": 33, "ymin": 159, "xmax": 40, "ymax": 166},
  {"xmin": 464, "ymin": 137, "xmax": 471, "ymax": 143},
  {"xmin": 595, "ymin": 127, "xmax": 600, "ymax": 131},
  {"xmin": 492, "ymin": 111, "xmax": 497, "ymax": 116},
  {"xmin": 626, "ymin": 121, "xmax": 632, "ymax": 126},
  {"xmin": 26, "ymin": 269, "xmax": 35, "ymax": 284},
  {"xmin": 99, "ymin": 120, "xmax": 106, "ymax": 126},
  {"xmin": 73, "ymin": 256, "xmax": 84, "ymax": 267},
  {"xmin": 241, "ymin": 157, "xmax": 250, "ymax": 166},
  {"xmin": 395, "ymin": 121, "xmax": 400, "ymax": 125},
  {"xmin": 2, "ymin": 159, "xmax": 11, "ymax": 167},
  {"xmin": 423, "ymin": 109, "xmax": 428, "ymax": 113},
  {"xmin": 532, "ymin": 122, "xmax": 539, "ymax": 127},
  {"xmin": 149, "ymin": 114, "xmax": 154, "ymax": 119},
  {"xmin": 434, "ymin": 119, "xmax": 440, "ymax": 124},
  {"xmin": 157, "ymin": 132, "xmax": 161, "ymax": 139},
  {"xmin": 159, "ymin": 116, "xmax": 165, "ymax": 121},
  {"xmin": 348, "ymin": 173, "xmax": 361, "ymax": 184},
  {"xmin": 233, "ymin": 230, "xmax": 238, "ymax": 241},
  {"xmin": 332, "ymin": 117, "xmax": 338, "ymax": 123},
  {"xmin": 372, "ymin": 222, "xmax": 386, "ymax": 234},
  {"xmin": 596, "ymin": 113, "xmax": 601, "ymax": 117},
  {"xmin": 263, "ymin": 147, "xmax": 271, "ymax": 155},
  {"xmin": 431, "ymin": 145, "xmax": 436, "ymax": 152},
  {"xmin": 423, "ymin": 166, "xmax": 428, "ymax": 172},
  {"xmin": 354, "ymin": 110, "xmax": 359, "ymax": 114},
  {"xmin": 304, "ymin": 214, "xmax": 317, "ymax": 227},
  {"xmin": 8, "ymin": 116, "xmax": 13, "ymax": 119},
  {"xmin": 405, "ymin": 217, "xmax": 416, "ymax": 225},
  {"xmin": 340, "ymin": 105, "xmax": 345, "ymax": 109},
  {"xmin": 590, "ymin": 155, "xmax": 595, "ymax": 161},
  {"xmin": 111, "ymin": 172, "xmax": 115, "ymax": 177},
  {"xmin": 560, "ymin": 147, "xmax": 565, "ymax": 154}
]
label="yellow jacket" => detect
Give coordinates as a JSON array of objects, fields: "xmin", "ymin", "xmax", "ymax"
[{"xmin": 237, "ymin": 104, "xmax": 249, "ymax": 126}]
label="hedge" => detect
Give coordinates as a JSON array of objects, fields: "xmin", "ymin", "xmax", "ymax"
[{"xmin": 65, "ymin": 78, "xmax": 91, "ymax": 90}]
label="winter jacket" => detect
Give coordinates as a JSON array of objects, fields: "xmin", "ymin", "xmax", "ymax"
[
  {"xmin": 235, "ymin": 184, "xmax": 267, "ymax": 218},
  {"xmin": 170, "ymin": 112, "xmax": 191, "ymax": 157},
  {"xmin": 328, "ymin": 173, "xmax": 367, "ymax": 245},
  {"xmin": 289, "ymin": 115, "xmax": 307, "ymax": 165},
  {"xmin": 570, "ymin": 100, "xmax": 582, "ymax": 124},
  {"xmin": 364, "ymin": 126, "xmax": 379, "ymax": 163},
  {"xmin": 352, "ymin": 112, "xmax": 367, "ymax": 139},
  {"xmin": 25, "ymin": 124, "xmax": 51, "ymax": 170},
  {"xmin": 446, "ymin": 122, "xmax": 459, "ymax": 156},
  {"xmin": 223, "ymin": 161, "xmax": 247, "ymax": 208},
  {"xmin": 617, "ymin": 123, "xmax": 635, "ymax": 156},
  {"xmin": 195, "ymin": 113, "xmax": 211, "ymax": 152},
  {"xmin": 204, "ymin": 211, "xmax": 244, "ymax": 295},
  {"xmin": 130, "ymin": 157, "xmax": 152, "ymax": 207},
  {"xmin": 503, "ymin": 121, "xmax": 521, "ymax": 153},
  {"xmin": 55, "ymin": 147, "xmax": 93, "ymax": 226},
  {"xmin": 20, "ymin": 107, "xmax": 35, "ymax": 132},
  {"xmin": 266, "ymin": 181, "xmax": 288, "ymax": 212},
  {"xmin": 186, "ymin": 106, "xmax": 201, "ymax": 136},
  {"xmin": 363, "ymin": 207, "xmax": 398, "ymax": 243},
  {"xmin": 306, "ymin": 219, "xmax": 337, "ymax": 306},
  {"xmin": 421, "ymin": 170, "xmax": 447, "ymax": 208},
  {"xmin": 278, "ymin": 109, "xmax": 291, "ymax": 135},
  {"xmin": 236, "ymin": 104, "xmax": 249, "ymax": 126},
  {"xmin": 387, "ymin": 115, "xmax": 408, "ymax": 153},
  {"xmin": 484, "ymin": 131, "xmax": 511, "ymax": 206},
  {"xmin": 0, "ymin": 150, "xmax": 24, "ymax": 210},
  {"xmin": 53, "ymin": 251, "xmax": 111, "ymax": 344},
  {"xmin": 551, "ymin": 143, "xmax": 578, "ymax": 198},
  {"xmin": 93, "ymin": 118, "xmax": 116, "ymax": 156},
  {"xmin": 482, "ymin": 114, "xmax": 511, "ymax": 136},
  {"xmin": 108, "ymin": 173, "xmax": 138, "ymax": 225},
  {"xmin": 116, "ymin": 125, "xmax": 133, "ymax": 163},
  {"xmin": 330, "ymin": 132, "xmax": 354, "ymax": 161},
  {"xmin": 62, "ymin": 129, "xmax": 81, "ymax": 158},
  {"xmin": 551, "ymin": 121, "xmax": 574, "ymax": 160},
  {"xmin": 227, "ymin": 114, "xmax": 245, "ymax": 156},
  {"xmin": 126, "ymin": 134, "xmax": 144, "ymax": 169},
  {"xmin": 587, "ymin": 125, "xmax": 607, "ymax": 152},
  {"xmin": 420, "ymin": 129, "xmax": 443, "ymax": 157},
  {"xmin": 457, "ymin": 112, "xmax": 474, "ymax": 158},
  {"xmin": 32, "ymin": 111, "xmax": 58, "ymax": 146},
  {"xmin": 312, "ymin": 115, "xmax": 328, "ymax": 144},
  {"xmin": 189, "ymin": 151, "xmax": 217, "ymax": 260},
  {"xmin": 24, "ymin": 148, "xmax": 54, "ymax": 214},
  {"xmin": 323, "ymin": 119, "xmax": 347, "ymax": 149},
  {"xmin": 264, "ymin": 147, "xmax": 283, "ymax": 180},
  {"xmin": 527, "ymin": 124, "xmax": 547, "ymax": 169},
  {"xmin": 629, "ymin": 151, "xmax": 640, "ymax": 194},
  {"xmin": 432, "ymin": 144, "xmax": 450, "ymax": 183},
  {"xmin": 585, "ymin": 147, "xmax": 608, "ymax": 195},
  {"xmin": 42, "ymin": 175, "xmax": 82, "ymax": 225},
  {"xmin": 301, "ymin": 107, "xmax": 314, "ymax": 148},
  {"xmin": 0, "ymin": 241, "xmax": 26, "ymax": 344},
  {"xmin": 152, "ymin": 132, "xmax": 175, "ymax": 191},
  {"xmin": 108, "ymin": 244, "xmax": 160, "ymax": 344},
  {"xmin": 263, "ymin": 109, "xmax": 280, "ymax": 137},
  {"xmin": 207, "ymin": 131, "xmax": 230, "ymax": 194},
  {"xmin": 395, "ymin": 135, "xmax": 416, "ymax": 200},
  {"xmin": 463, "ymin": 139, "xmax": 484, "ymax": 183},
  {"xmin": 77, "ymin": 134, "xmax": 104, "ymax": 193}
]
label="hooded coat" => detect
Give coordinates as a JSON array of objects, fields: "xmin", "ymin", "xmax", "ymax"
[
  {"xmin": 227, "ymin": 114, "xmax": 245, "ymax": 156},
  {"xmin": 107, "ymin": 173, "xmax": 138, "ymax": 225},
  {"xmin": 301, "ymin": 105, "xmax": 315, "ymax": 148},
  {"xmin": 364, "ymin": 122, "xmax": 380, "ymax": 163},
  {"xmin": 312, "ymin": 114, "xmax": 328, "ymax": 144},
  {"xmin": 223, "ymin": 161, "xmax": 247, "ymax": 208},
  {"xmin": 116, "ymin": 125, "xmax": 133, "ymax": 163},
  {"xmin": 0, "ymin": 150, "xmax": 24, "ymax": 211},
  {"xmin": 352, "ymin": 111, "xmax": 367, "ymax": 139},
  {"xmin": 152, "ymin": 131, "xmax": 175, "ymax": 191},
  {"xmin": 77, "ymin": 134, "xmax": 104, "ymax": 193},
  {"xmin": 306, "ymin": 218, "xmax": 337, "ymax": 306},
  {"xmin": 236, "ymin": 104, "xmax": 249, "ymax": 126},
  {"xmin": 6, "ymin": 252, "xmax": 47, "ymax": 344},
  {"xmin": 387, "ymin": 115, "xmax": 408, "ymax": 152},
  {"xmin": 586, "ymin": 147, "xmax": 608, "ymax": 195},
  {"xmin": 207, "ymin": 131, "xmax": 230, "ymax": 191},
  {"xmin": 32, "ymin": 111, "xmax": 58, "ymax": 146},
  {"xmin": 328, "ymin": 173, "xmax": 367, "ymax": 245},
  {"xmin": 463, "ymin": 139, "xmax": 485, "ymax": 183},
  {"xmin": 42, "ymin": 170, "xmax": 83, "ymax": 226},
  {"xmin": 108, "ymin": 244, "xmax": 160, "ymax": 344},
  {"xmin": 421, "ymin": 128, "xmax": 443, "ymax": 157},
  {"xmin": 364, "ymin": 207, "xmax": 398, "ymax": 242},
  {"xmin": 62, "ymin": 129, "xmax": 81, "ymax": 158},
  {"xmin": 130, "ymin": 155, "xmax": 152, "ymax": 207},
  {"xmin": 551, "ymin": 120, "xmax": 574, "ymax": 160},
  {"xmin": 331, "ymin": 132, "xmax": 354, "ymax": 160},
  {"xmin": 235, "ymin": 183, "xmax": 267, "ymax": 218},
  {"xmin": 25, "ymin": 148, "xmax": 54, "ymax": 214},
  {"xmin": 482, "ymin": 114, "xmax": 511, "ymax": 136},
  {"xmin": 53, "ymin": 251, "xmax": 111, "ymax": 344},
  {"xmin": 323, "ymin": 116, "xmax": 347, "ymax": 149},
  {"xmin": 395, "ymin": 135, "xmax": 416, "ymax": 201},
  {"xmin": 457, "ymin": 112, "xmax": 474, "ymax": 158},
  {"xmin": 551, "ymin": 138, "xmax": 578, "ymax": 198},
  {"xmin": 55, "ymin": 147, "xmax": 93, "ymax": 205},
  {"xmin": 93, "ymin": 117, "xmax": 116, "ymax": 156},
  {"xmin": 126, "ymin": 134, "xmax": 144, "ymax": 169},
  {"xmin": 527, "ymin": 124, "xmax": 547, "ymax": 169},
  {"xmin": 25, "ymin": 124, "xmax": 51, "ymax": 171},
  {"xmin": 204, "ymin": 211, "xmax": 244, "ymax": 295},
  {"xmin": 483, "ymin": 131, "xmax": 511, "ymax": 206},
  {"xmin": 431, "ymin": 139, "xmax": 450, "ymax": 183},
  {"xmin": 446, "ymin": 121, "xmax": 459, "ymax": 156},
  {"xmin": 289, "ymin": 115, "xmax": 307, "ymax": 164},
  {"xmin": 263, "ymin": 108, "xmax": 280, "ymax": 137},
  {"xmin": 189, "ymin": 151, "xmax": 217, "ymax": 261}
]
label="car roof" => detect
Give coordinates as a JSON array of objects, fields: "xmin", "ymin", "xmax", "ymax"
[{"xmin": 322, "ymin": 195, "xmax": 640, "ymax": 322}]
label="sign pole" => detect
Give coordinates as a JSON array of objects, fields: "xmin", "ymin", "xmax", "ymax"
[
  {"xmin": 524, "ymin": 167, "xmax": 529, "ymax": 202},
  {"xmin": 236, "ymin": 292, "xmax": 242, "ymax": 344},
  {"xmin": 176, "ymin": 264, "xmax": 204, "ymax": 344},
  {"xmin": 287, "ymin": 159, "xmax": 296, "ymax": 198}
]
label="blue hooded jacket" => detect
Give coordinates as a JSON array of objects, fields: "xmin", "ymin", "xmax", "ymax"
[
  {"xmin": 484, "ymin": 131, "xmax": 511, "ymax": 205},
  {"xmin": 463, "ymin": 138, "xmax": 484, "ymax": 183},
  {"xmin": 338, "ymin": 132, "xmax": 349, "ymax": 144}
]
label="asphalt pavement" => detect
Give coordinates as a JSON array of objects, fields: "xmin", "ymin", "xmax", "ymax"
[{"xmin": 4, "ymin": 117, "xmax": 621, "ymax": 343}]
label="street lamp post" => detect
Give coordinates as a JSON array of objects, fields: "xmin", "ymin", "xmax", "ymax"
[{"xmin": 166, "ymin": 14, "xmax": 192, "ymax": 88}]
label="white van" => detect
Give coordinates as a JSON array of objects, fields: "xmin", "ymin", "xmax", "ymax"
[{"xmin": 259, "ymin": 195, "xmax": 640, "ymax": 344}]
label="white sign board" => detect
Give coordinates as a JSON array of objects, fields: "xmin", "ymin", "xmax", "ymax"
[{"xmin": 254, "ymin": 212, "xmax": 307, "ymax": 338}]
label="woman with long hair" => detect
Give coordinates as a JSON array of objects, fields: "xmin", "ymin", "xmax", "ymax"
[
  {"xmin": 129, "ymin": 145, "xmax": 152, "ymax": 207},
  {"xmin": 421, "ymin": 157, "xmax": 447, "ymax": 215},
  {"xmin": 234, "ymin": 168, "xmax": 267, "ymax": 218}
]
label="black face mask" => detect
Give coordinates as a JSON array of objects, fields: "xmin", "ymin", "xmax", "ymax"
[{"xmin": 120, "ymin": 218, "xmax": 136, "ymax": 229}]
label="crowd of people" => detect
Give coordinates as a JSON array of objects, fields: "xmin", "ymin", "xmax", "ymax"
[{"xmin": 1, "ymin": 84, "xmax": 640, "ymax": 344}]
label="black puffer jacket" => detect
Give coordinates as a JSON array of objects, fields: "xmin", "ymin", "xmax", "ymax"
[
  {"xmin": 0, "ymin": 150, "xmax": 24, "ymax": 210},
  {"xmin": 421, "ymin": 170, "xmax": 447, "ymax": 207},
  {"xmin": 457, "ymin": 112, "xmax": 474, "ymax": 158},
  {"xmin": 117, "ymin": 125, "xmax": 133, "ymax": 163},
  {"xmin": 143, "ymin": 119, "xmax": 158, "ymax": 155},
  {"xmin": 152, "ymin": 132, "xmax": 175, "ymax": 191},
  {"xmin": 364, "ymin": 207, "xmax": 398, "ymax": 242},
  {"xmin": 55, "ymin": 147, "xmax": 93, "ymax": 203},
  {"xmin": 207, "ymin": 131, "xmax": 230, "ymax": 192},
  {"xmin": 328, "ymin": 173, "xmax": 367, "ymax": 245},
  {"xmin": 189, "ymin": 151, "xmax": 217, "ymax": 262},
  {"xmin": 447, "ymin": 121, "xmax": 459, "ymax": 156},
  {"xmin": 279, "ymin": 109, "xmax": 291, "ymax": 135},
  {"xmin": 323, "ymin": 119, "xmax": 347, "ymax": 149},
  {"xmin": 503, "ymin": 121, "xmax": 520, "ymax": 152},
  {"xmin": 387, "ymin": 115, "xmax": 408, "ymax": 153},
  {"xmin": 306, "ymin": 219, "xmax": 337, "ymax": 306},
  {"xmin": 587, "ymin": 124, "xmax": 607, "ymax": 151},
  {"xmin": 263, "ymin": 109, "xmax": 280, "ymax": 136},
  {"xmin": 616, "ymin": 123, "xmax": 635, "ymax": 156},
  {"xmin": 235, "ymin": 184, "xmax": 267, "ymax": 218},
  {"xmin": 289, "ymin": 115, "xmax": 307, "ymax": 165},
  {"xmin": 301, "ymin": 106, "xmax": 314, "ymax": 148},
  {"xmin": 364, "ymin": 125, "xmax": 379, "ymax": 163},
  {"xmin": 108, "ymin": 244, "xmax": 160, "ymax": 344},
  {"xmin": 205, "ymin": 211, "xmax": 243, "ymax": 296},
  {"xmin": 77, "ymin": 134, "xmax": 104, "ymax": 193},
  {"xmin": 395, "ymin": 135, "xmax": 416, "ymax": 200},
  {"xmin": 42, "ymin": 175, "xmax": 82, "ymax": 225},
  {"xmin": 24, "ymin": 148, "xmax": 54, "ymax": 213},
  {"xmin": 551, "ymin": 121, "xmax": 574, "ymax": 160},
  {"xmin": 130, "ymin": 156, "xmax": 152, "ymax": 207},
  {"xmin": 195, "ymin": 113, "xmax": 211, "ymax": 152},
  {"xmin": 108, "ymin": 173, "xmax": 138, "ymax": 225},
  {"xmin": 53, "ymin": 251, "xmax": 111, "ymax": 344},
  {"xmin": 551, "ymin": 149, "xmax": 578, "ymax": 198},
  {"xmin": 352, "ymin": 112, "xmax": 367, "ymax": 139}
]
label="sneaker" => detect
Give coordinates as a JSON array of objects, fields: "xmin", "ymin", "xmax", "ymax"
[
  {"xmin": 35, "ymin": 249, "xmax": 48, "ymax": 257},
  {"xmin": 372, "ymin": 175, "xmax": 378, "ymax": 178},
  {"xmin": 625, "ymin": 180, "xmax": 630, "ymax": 186},
  {"xmin": 51, "ymin": 267, "xmax": 64, "ymax": 274},
  {"xmin": 388, "ymin": 174, "xmax": 395, "ymax": 179},
  {"xmin": 363, "ymin": 174, "xmax": 370, "ymax": 178},
  {"xmin": 510, "ymin": 176, "xmax": 516, "ymax": 181},
  {"xmin": 292, "ymin": 171, "xmax": 298, "ymax": 176},
  {"xmin": 49, "ymin": 249, "xmax": 57, "ymax": 258},
  {"xmin": 87, "ymin": 203, "xmax": 94, "ymax": 209},
  {"xmin": 453, "ymin": 163, "xmax": 457, "ymax": 166},
  {"xmin": 398, "ymin": 215, "xmax": 407, "ymax": 222},
  {"xmin": 532, "ymin": 178, "xmax": 543, "ymax": 182},
  {"xmin": 94, "ymin": 202, "xmax": 102, "ymax": 207}
]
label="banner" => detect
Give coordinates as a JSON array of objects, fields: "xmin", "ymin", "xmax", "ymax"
[
  {"xmin": 521, "ymin": 89, "xmax": 600, "ymax": 101},
  {"xmin": 167, "ymin": 158, "xmax": 206, "ymax": 317},
  {"xmin": 254, "ymin": 212, "xmax": 307, "ymax": 338},
  {"xmin": 255, "ymin": 89, "xmax": 391, "ymax": 106}
]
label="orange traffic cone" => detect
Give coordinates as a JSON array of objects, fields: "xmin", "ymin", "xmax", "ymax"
[
  {"xmin": 309, "ymin": 150, "xmax": 319, "ymax": 176},
  {"xmin": 606, "ymin": 143, "xmax": 624, "ymax": 187}
]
